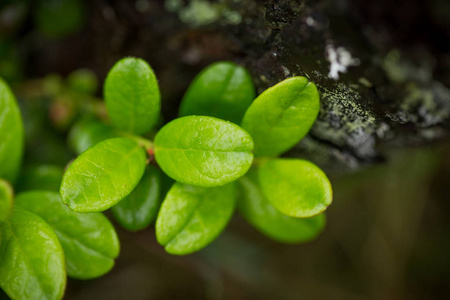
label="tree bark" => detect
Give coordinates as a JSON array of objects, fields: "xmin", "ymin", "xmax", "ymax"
[{"xmin": 27, "ymin": 0, "xmax": 450, "ymax": 173}]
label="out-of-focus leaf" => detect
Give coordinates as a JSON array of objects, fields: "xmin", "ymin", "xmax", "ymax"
[
  {"xmin": 0, "ymin": 179, "xmax": 13, "ymax": 223},
  {"xmin": 179, "ymin": 61, "xmax": 255, "ymax": 123},
  {"xmin": 258, "ymin": 159, "xmax": 332, "ymax": 218},
  {"xmin": 112, "ymin": 165, "xmax": 163, "ymax": 231},
  {"xmin": 68, "ymin": 118, "xmax": 119, "ymax": 155},
  {"xmin": 0, "ymin": 206, "xmax": 66, "ymax": 300},
  {"xmin": 238, "ymin": 169, "xmax": 326, "ymax": 243},
  {"xmin": 0, "ymin": 78, "xmax": 23, "ymax": 183},
  {"xmin": 15, "ymin": 164, "xmax": 64, "ymax": 193},
  {"xmin": 35, "ymin": 0, "xmax": 85, "ymax": 38},
  {"xmin": 16, "ymin": 191, "xmax": 120, "ymax": 279},
  {"xmin": 67, "ymin": 69, "xmax": 98, "ymax": 95}
]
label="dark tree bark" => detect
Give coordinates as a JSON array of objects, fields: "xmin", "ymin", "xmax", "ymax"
[{"xmin": 25, "ymin": 0, "xmax": 450, "ymax": 173}]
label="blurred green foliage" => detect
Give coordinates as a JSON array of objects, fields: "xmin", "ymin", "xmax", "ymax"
[{"xmin": 34, "ymin": 0, "xmax": 86, "ymax": 38}]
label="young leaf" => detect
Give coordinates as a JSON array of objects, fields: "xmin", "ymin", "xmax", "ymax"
[
  {"xmin": 258, "ymin": 159, "xmax": 332, "ymax": 218},
  {"xmin": 16, "ymin": 164, "xmax": 64, "ymax": 193},
  {"xmin": 179, "ymin": 61, "xmax": 255, "ymax": 124},
  {"xmin": 15, "ymin": 191, "xmax": 120, "ymax": 279},
  {"xmin": 0, "ymin": 78, "xmax": 24, "ymax": 183},
  {"xmin": 241, "ymin": 76, "xmax": 320, "ymax": 157},
  {"xmin": 156, "ymin": 182, "xmax": 235, "ymax": 255},
  {"xmin": 0, "ymin": 179, "xmax": 13, "ymax": 223},
  {"xmin": 111, "ymin": 165, "xmax": 163, "ymax": 231},
  {"xmin": 154, "ymin": 116, "xmax": 254, "ymax": 187},
  {"xmin": 60, "ymin": 137, "xmax": 147, "ymax": 212},
  {"xmin": 68, "ymin": 118, "xmax": 119, "ymax": 155},
  {"xmin": 0, "ymin": 206, "xmax": 66, "ymax": 300},
  {"xmin": 104, "ymin": 57, "xmax": 161, "ymax": 135},
  {"xmin": 237, "ymin": 170, "xmax": 326, "ymax": 243}
]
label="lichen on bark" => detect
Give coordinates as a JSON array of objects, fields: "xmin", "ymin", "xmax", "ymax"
[{"xmin": 18, "ymin": 0, "xmax": 450, "ymax": 173}]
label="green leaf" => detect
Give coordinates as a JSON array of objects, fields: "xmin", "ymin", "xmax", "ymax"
[
  {"xmin": 241, "ymin": 76, "xmax": 320, "ymax": 157},
  {"xmin": 154, "ymin": 116, "xmax": 254, "ymax": 187},
  {"xmin": 156, "ymin": 182, "xmax": 235, "ymax": 255},
  {"xmin": 0, "ymin": 206, "xmax": 66, "ymax": 300},
  {"xmin": 111, "ymin": 165, "xmax": 163, "ymax": 231},
  {"xmin": 160, "ymin": 169, "xmax": 175, "ymax": 196},
  {"xmin": 104, "ymin": 57, "xmax": 161, "ymax": 135},
  {"xmin": 0, "ymin": 179, "xmax": 13, "ymax": 223},
  {"xmin": 60, "ymin": 137, "xmax": 147, "ymax": 212},
  {"xmin": 16, "ymin": 164, "xmax": 64, "ymax": 193},
  {"xmin": 0, "ymin": 78, "xmax": 24, "ymax": 183},
  {"xmin": 237, "ymin": 169, "xmax": 326, "ymax": 243},
  {"xmin": 258, "ymin": 159, "xmax": 332, "ymax": 218},
  {"xmin": 68, "ymin": 118, "xmax": 119, "ymax": 155},
  {"xmin": 15, "ymin": 191, "xmax": 120, "ymax": 279},
  {"xmin": 179, "ymin": 61, "xmax": 255, "ymax": 124}
]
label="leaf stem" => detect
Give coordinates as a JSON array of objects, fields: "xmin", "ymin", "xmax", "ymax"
[
  {"xmin": 121, "ymin": 134, "xmax": 153, "ymax": 153},
  {"xmin": 252, "ymin": 157, "xmax": 270, "ymax": 166}
]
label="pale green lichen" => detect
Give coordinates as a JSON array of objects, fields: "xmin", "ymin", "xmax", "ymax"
[
  {"xmin": 300, "ymin": 78, "xmax": 379, "ymax": 164},
  {"xmin": 382, "ymin": 49, "xmax": 433, "ymax": 84},
  {"xmin": 165, "ymin": 0, "xmax": 241, "ymax": 26},
  {"xmin": 286, "ymin": 73, "xmax": 380, "ymax": 170},
  {"xmin": 398, "ymin": 82, "xmax": 450, "ymax": 127},
  {"xmin": 383, "ymin": 49, "xmax": 450, "ymax": 127}
]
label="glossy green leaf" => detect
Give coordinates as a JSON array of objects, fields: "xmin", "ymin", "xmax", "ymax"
[
  {"xmin": 154, "ymin": 116, "xmax": 254, "ymax": 187},
  {"xmin": 0, "ymin": 78, "xmax": 24, "ymax": 183},
  {"xmin": 104, "ymin": 57, "xmax": 161, "ymax": 135},
  {"xmin": 179, "ymin": 61, "xmax": 255, "ymax": 123},
  {"xmin": 16, "ymin": 164, "xmax": 64, "ymax": 193},
  {"xmin": 237, "ymin": 169, "xmax": 326, "ymax": 243},
  {"xmin": 241, "ymin": 76, "xmax": 320, "ymax": 157},
  {"xmin": 0, "ymin": 179, "xmax": 13, "ymax": 223},
  {"xmin": 0, "ymin": 206, "xmax": 66, "ymax": 300},
  {"xmin": 156, "ymin": 182, "xmax": 235, "ymax": 255},
  {"xmin": 15, "ymin": 191, "xmax": 120, "ymax": 279},
  {"xmin": 68, "ymin": 118, "xmax": 119, "ymax": 155},
  {"xmin": 60, "ymin": 137, "xmax": 147, "ymax": 212},
  {"xmin": 111, "ymin": 165, "xmax": 163, "ymax": 231},
  {"xmin": 258, "ymin": 159, "xmax": 332, "ymax": 218}
]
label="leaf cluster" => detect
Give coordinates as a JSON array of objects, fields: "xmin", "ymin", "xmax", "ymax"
[
  {"xmin": 0, "ymin": 58, "xmax": 332, "ymax": 299},
  {"xmin": 0, "ymin": 78, "xmax": 118, "ymax": 300}
]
